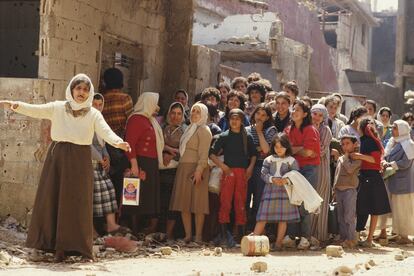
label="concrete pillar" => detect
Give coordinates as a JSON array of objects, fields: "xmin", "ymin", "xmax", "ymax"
[
  {"xmin": 161, "ymin": 0, "xmax": 194, "ymax": 110},
  {"xmin": 395, "ymin": 0, "xmax": 406, "ymax": 91}
]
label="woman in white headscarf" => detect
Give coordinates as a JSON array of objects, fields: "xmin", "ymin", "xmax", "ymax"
[
  {"xmin": 0, "ymin": 74, "xmax": 130, "ymax": 261},
  {"xmin": 170, "ymin": 103, "xmax": 213, "ymax": 244},
  {"xmin": 310, "ymin": 104, "xmax": 333, "ymax": 242},
  {"xmin": 383, "ymin": 120, "xmax": 414, "ymax": 244},
  {"xmin": 123, "ymin": 92, "xmax": 164, "ymax": 234}
]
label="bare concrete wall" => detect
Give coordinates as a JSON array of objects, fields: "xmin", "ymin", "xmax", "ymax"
[
  {"xmin": 39, "ymin": 0, "xmax": 167, "ymax": 95},
  {"xmin": 337, "ymin": 13, "xmax": 371, "ymax": 72},
  {"xmin": 188, "ymin": 45, "xmax": 221, "ymax": 99},
  {"xmin": 406, "ymin": 1, "xmax": 414, "ymax": 63},
  {"xmin": 0, "ymin": 1, "xmax": 40, "ymax": 78},
  {"xmin": 371, "ymin": 13, "xmax": 396, "ymax": 84},
  {"xmin": 161, "ymin": 0, "xmax": 194, "ymax": 108},
  {"xmin": 0, "ymin": 78, "xmax": 67, "ymax": 223}
]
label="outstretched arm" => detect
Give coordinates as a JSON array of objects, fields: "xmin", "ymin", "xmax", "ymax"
[{"xmin": 1, "ymin": 100, "xmax": 54, "ymax": 120}]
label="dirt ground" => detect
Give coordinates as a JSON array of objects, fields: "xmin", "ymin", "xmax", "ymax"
[
  {"xmin": 1, "ymin": 220, "xmax": 414, "ymax": 276},
  {"xmin": 1, "ymin": 245, "xmax": 414, "ymax": 276}
]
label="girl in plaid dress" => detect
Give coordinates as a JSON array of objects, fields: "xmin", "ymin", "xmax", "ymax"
[
  {"xmin": 92, "ymin": 94, "xmax": 130, "ymax": 236},
  {"xmin": 252, "ymin": 133, "xmax": 300, "ymax": 250}
]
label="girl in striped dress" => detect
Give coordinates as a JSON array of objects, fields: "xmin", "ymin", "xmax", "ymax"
[
  {"xmin": 252, "ymin": 133, "xmax": 300, "ymax": 250},
  {"xmin": 245, "ymin": 103, "xmax": 277, "ymax": 228}
]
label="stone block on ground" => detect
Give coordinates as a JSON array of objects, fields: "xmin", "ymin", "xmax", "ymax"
[
  {"xmin": 332, "ymin": 265, "xmax": 353, "ymax": 275},
  {"xmin": 160, "ymin": 247, "xmax": 172, "ymax": 255},
  {"xmin": 326, "ymin": 245, "xmax": 344, "ymax": 257},
  {"xmin": 250, "ymin": 261, "xmax": 267, "ymax": 273}
]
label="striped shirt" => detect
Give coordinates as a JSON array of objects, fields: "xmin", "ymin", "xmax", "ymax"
[{"xmin": 245, "ymin": 125, "xmax": 278, "ymax": 160}]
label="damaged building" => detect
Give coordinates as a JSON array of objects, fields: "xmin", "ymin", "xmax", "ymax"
[
  {"xmin": 0, "ymin": 0, "xmax": 196, "ymax": 223},
  {"xmin": 395, "ymin": 0, "xmax": 414, "ymax": 103},
  {"xmin": 317, "ymin": 0, "xmax": 401, "ymax": 114},
  {"xmin": 1, "ymin": 0, "xmax": 343, "ymax": 223},
  {"xmin": 192, "ymin": 0, "xmax": 339, "ymax": 95},
  {"xmin": 0, "ymin": 0, "xmax": 403, "ymax": 223}
]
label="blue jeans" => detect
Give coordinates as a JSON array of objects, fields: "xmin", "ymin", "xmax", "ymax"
[
  {"xmin": 336, "ymin": 188, "xmax": 357, "ymax": 241},
  {"xmin": 286, "ymin": 165, "xmax": 318, "ymax": 238}
]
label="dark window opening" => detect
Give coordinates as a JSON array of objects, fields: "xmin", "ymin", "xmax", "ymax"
[
  {"xmin": 361, "ymin": 23, "xmax": 366, "ymax": 46},
  {"xmin": 99, "ymin": 34, "xmax": 144, "ymax": 104},
  {"xmin": 0, "ymin": 0, "xmax": 40, "ymax": 78},
  {"xmin": 324, "ymin": 30, "xmax": 337, "ymax": 48}
]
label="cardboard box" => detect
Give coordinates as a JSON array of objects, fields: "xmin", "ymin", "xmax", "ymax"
[{"xmin": 122, "ymin": 177, "xmax": 140, "ymax": 206}]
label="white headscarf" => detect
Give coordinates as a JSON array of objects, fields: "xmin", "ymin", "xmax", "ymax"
[
  {"xmin": 65, "ymin": 73, "xmax": 94, "ymax": 110},
  {"xmin": 129, "ymin": 92, "xmax": 165, "ymax": 166},
  {"xmin": 384, "ymin": 119, "xmax": 414, "ymax": 159},
  {"xmin": 179, "ymin": 102, "xmax": 209, "ymax": 157}
]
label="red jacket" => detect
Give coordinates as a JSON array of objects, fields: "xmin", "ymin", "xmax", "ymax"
[
  {"xmin": 125, "ymin": 115, "xmax": 157, "ymax": 160},
  {"xmin": 285, "ymin": 125, "xmax": 321, "ymax": 168}
]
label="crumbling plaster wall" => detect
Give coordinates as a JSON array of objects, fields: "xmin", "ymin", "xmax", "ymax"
[
  {"xmin": 188, "ymin": 45, "xmax": 221, "ymax": 98},
  {"xmin": 336, "ymin": 13, "xmax": 371, "ymax": 72},
  {"xmin": 39, "ymin": 0, "xmax": 167, "ymax": 93},
  {"xmin": 195, "ymin": 0, "xmax": 338, "ymax": 91},
  {"xmin": 371, "ymin": 13, "xmax": 396, "ymax": 84},
  {"xmin": 0, "ymin": 78, "xmax": 66, "ymax": 224},
  {"xmin": 406, "ymin": 1, "xmax": 414, "ymax": 63},
  {"xmin": 193, "ymin": 11, "xmax": 312, "ymax": 94},
  {"xmin": 160, "ymin": 0, "xmax": 195, "ymax": 108}
]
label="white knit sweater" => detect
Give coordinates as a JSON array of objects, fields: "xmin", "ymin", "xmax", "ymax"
[{"xmin": 12, "ymin": 101, "xmax": 123, "ymax": 147}]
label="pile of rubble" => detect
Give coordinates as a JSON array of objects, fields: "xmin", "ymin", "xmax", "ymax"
[
  {"xmin": 0, "ymin": 216, "xmax": 28, "ymax": 267},
  {"xmin": 0, "ymin": 215, "xmax": 228, "ymax": 266}
]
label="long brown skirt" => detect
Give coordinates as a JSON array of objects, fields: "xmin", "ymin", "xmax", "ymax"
[
  {"xmin": 120, "ymin": 156, "xmax": 160, "ymax": 216},
  {"xmin": 26, "ymin": 142, "xmax": 94, "ymax": 259},
  {"xmin": 169, "ymin": 163, "xmax": 209, "ymax": 215}
]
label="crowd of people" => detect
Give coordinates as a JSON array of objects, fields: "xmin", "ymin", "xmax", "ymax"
[{"xmin": 1, "ymin": 67, "xmax": 414, "ymax": 262}]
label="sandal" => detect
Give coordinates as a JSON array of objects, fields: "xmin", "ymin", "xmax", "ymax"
[
  {"xmin": 108, "ymin": 226, "xmax": 132, "ymax": 236},
  {"xmin": 270, "ymin": 243, "xmax": 283, "ymax": 252},
  {"xmin": 358, "ymin": 240, "xmax": 377, "ymax": 248},
  {"xmin": 80, "ymin": 255, "xmax": 95, "ymax": 263},
  {"xmin": 28, "ymin": 250, "xmax": 50, "ymax": 262},
  {"xmin": 396, "ymin": 237, "xmax": 413, "ymax": 245},
  {"xmin": 187, "ymin": 241, "xmax": 203, "ymax": 248},
  {"xmin": 176, "ymin": 238, "xmax": 192, "ymax": 247},
  {"xmin": 54, "ymin": 250, "xmax": 66, "ymax": 263}
]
